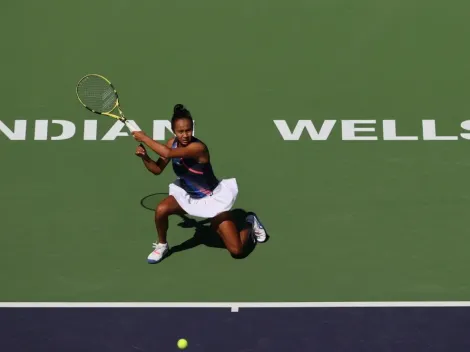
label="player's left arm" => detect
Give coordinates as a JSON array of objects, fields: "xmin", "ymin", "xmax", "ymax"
[{"xmin": 132, "ymin": 131, "xmax": 205, "ymax": 159}]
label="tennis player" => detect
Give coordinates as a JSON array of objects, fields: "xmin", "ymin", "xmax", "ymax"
[{"xmin": 133, "ymin": 104, "xmax": 267, "ymax": 263}]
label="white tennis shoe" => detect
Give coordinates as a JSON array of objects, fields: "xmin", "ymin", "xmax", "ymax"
[
  {"xmin": 147, "ymin": 242, "xmax": 169, "ymax": 264},
  {"xmin": 246, "ymin": 213, "xmax": 267, "ymax": 243}
]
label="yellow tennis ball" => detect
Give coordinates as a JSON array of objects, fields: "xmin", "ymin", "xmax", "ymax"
[{"xmin": 177, "ymin": 338, "xmax": 188, "ymax": 349}]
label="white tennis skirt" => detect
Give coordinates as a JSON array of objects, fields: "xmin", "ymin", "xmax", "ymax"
[{"xmin": 169, "ymin": 178, "xmax": 239, "ymax": 218}]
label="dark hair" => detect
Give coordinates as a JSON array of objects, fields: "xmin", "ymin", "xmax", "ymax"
[{"xmin": 171, "ymin": 104, "xmax": 193, "ymax": 131}]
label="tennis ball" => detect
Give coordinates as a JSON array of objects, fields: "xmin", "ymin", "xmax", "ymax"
[{"xmin": 177, "ymin": 338, "xmax": 188, "ymax": 349}]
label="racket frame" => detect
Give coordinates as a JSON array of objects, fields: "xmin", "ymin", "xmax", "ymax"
[{"xmin": 76, "ymin": 74, "xmax": 139, "ymax": 132}]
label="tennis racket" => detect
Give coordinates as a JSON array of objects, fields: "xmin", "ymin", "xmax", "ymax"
[{"xmin": 76, "ymin": 74, "xmax": 140, "ymax": 132}]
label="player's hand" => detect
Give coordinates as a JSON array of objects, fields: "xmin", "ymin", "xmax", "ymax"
[
  {"xmin": 132, "ymin": 131, "xmax": 148, "ymax": 142},
  {"xmin": 135, "ymin": 144, "xmax": 147, "ymax": 158}
]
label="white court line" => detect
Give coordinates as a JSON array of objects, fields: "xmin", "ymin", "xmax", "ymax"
[{"xmin": 1, "ymin": 302, "xmax": 470, "ymax": 308}]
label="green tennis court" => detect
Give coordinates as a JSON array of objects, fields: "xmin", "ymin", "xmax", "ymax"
[{"xmin": 1, "ymin": 0, "xmax": 470, "ymax": 303}]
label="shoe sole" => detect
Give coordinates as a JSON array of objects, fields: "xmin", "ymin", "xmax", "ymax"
[{"xmin": 250, "ymin": 213, "xmax": 268, "ymax": 243}]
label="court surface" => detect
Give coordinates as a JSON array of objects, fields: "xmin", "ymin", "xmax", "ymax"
[{"xmin": 1, "ymin": 0, "xmax": 470, "ymax": 350}]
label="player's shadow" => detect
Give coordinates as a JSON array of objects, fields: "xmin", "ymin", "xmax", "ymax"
[{"xmin": 140, "ymin": 192, "xmax": 263, "ymax": 259}]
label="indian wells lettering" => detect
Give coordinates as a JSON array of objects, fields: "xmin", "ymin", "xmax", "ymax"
[
  {"xmin": 274, "ymin": 120, "xmax": 470, "ymax": 141},
  {"xmin": 1, "ymin": 118, "xmax": 470, "ymax": 141}
]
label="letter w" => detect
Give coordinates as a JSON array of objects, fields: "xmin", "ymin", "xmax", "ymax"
[{"xmin": 273, "ymin": 120, "xmax": 336, "ymax": 140}]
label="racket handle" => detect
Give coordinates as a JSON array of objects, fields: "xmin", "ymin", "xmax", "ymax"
[{"xmin": 124, "ymin": 120, "xmax": 140, "ymax": 132}]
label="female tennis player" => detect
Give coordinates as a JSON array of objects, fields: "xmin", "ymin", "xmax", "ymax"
[{"xmin": 132, "ymin": 104, "xmax": 267, "ymax": 263}]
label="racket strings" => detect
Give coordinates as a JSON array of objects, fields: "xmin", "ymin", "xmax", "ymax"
[{"xmin": 77, "ymin": 75, "xmax": 117, "ymax": 113}]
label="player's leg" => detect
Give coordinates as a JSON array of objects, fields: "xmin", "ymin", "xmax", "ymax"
[
  {"xmin": 148, "ymin": 195, "xmax": 186, "ymax": 264},
  {"xmin": 155, "ymin": 195, "xmax": 186, "ymax": 244},
  {"xmin": 210, "ymin": 211, "xmax": 253, "ymax": 257}
]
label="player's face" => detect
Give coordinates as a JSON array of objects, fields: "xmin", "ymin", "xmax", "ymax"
[{"xmin": 174, "ymin": 118, "xmax": 193, "ymax": 146}]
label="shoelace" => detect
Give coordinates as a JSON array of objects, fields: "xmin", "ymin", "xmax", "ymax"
[{"xmin": 152, "ymin": 242, "xmax": 167, "ymax": 249}]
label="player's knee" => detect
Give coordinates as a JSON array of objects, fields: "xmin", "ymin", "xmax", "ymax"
[
  {"xmin": 155, "ymin": 203, "xmax": 169, "ymax": 219},
  {"xmin": 227, "ymin": 244, "xmax": 243, "ymax": 257}
]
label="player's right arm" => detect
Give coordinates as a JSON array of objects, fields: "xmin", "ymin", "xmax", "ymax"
[{"xmin": 136, "ymin": 137, "xmax": 175, "ymax": 175}]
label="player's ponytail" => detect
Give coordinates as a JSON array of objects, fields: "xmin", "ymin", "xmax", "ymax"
[{"xmin": 171, "ymin": 104, "xmax": 193, "ymax": 131}]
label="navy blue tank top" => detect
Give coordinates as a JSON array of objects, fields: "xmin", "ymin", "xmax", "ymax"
[{"xmin": 171, "ymin": 137, "xmax": 220, "ymax": 199}]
